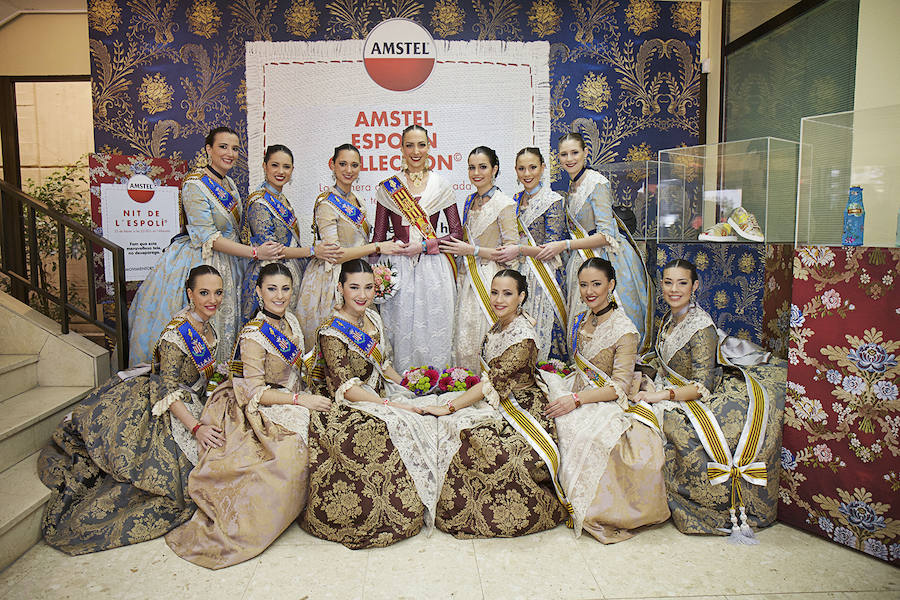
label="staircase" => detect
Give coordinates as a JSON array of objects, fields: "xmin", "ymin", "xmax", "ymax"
[{"xmin": 0, "ymin": 291, "xmax": 109, "ymax": 571}]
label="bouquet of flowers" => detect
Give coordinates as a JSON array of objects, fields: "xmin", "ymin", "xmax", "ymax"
[
  {"xmin": 372, "ymin": 261, "xmax": 398, "ymax": 304},
  {"xmin": 206, "ymin": 361, "xmax": 231, "ymax": 394},
  {"xmin": 400, "ymin": 365, "xmax": 440, "ymax": 395},
  {"xmin": 437, "ymin": 367, "xmax": 481, "ymax": 392},
  {"xmin": 536, "ymin": 359, "xmax": 573, "ymax": 377}
]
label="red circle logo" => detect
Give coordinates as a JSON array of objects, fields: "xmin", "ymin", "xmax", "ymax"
[
  {"xmin": 364, "ymin": 19, "xmax": 436, "ymax": 92},
  {"xmin": 127, "ymin": 174, "xmax": 155, "ymax": 203}
]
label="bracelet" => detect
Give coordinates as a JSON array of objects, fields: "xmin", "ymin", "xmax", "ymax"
[
  {"xmin": 517, "ymin": 245, "xmax": 523, "ymax": 257},
  {"xmin": 473, "ymin": 245, "xmax": 480, "ymax": 257},
  {"xmin": 422, "ymin": 240, "xmax": 427, "ymax": 253},
  {"xmin": 191, "ymin": 422, "xmax": 202, "ymax": 436},
  {"xmin": 292, "ymin": 392, "xmax": 300, "ymax": 405},
  {"xmin": 572, "ymin": 392, "xmax": 581, "ymax": 409},
  {"xmin": 251, "ymin": 246, "xmax": 258, "ymax": 260},
  {"xmin": 565, "ymin": 239, "xmax": 572, "ymax": 251},
  {"xmin": 309, "ymin": 245, "xmax": 315, "ymax": 257},
  {"xmin": 447, "ymin": 399, "xmax": 456, "ymax": 413},
  {"xmin": 374, "ymin": 243, "xmax": 381, "ymax": 254},
  {"xmin": 383, "ymin": 397, "xmax": 390, "ymax": 405},
  {"xmin": 668, "ymin": 388, "xmax": 676, "ymax": 401}
]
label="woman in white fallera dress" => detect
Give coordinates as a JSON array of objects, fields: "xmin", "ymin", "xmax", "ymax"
[
  {"xmin": 443, "ymin": 146, "xmax": 518, "ymax": 372},
  {"xmin": 373, "ymin": 125, "xmax": 462, "ymax": 371}
]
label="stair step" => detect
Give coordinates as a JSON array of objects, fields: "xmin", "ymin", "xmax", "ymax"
[
  {"xmin": 0, "ymin": 354, "xmax": 39, "ymax": 402},
  {"xmin": 0, "ymin": 452, "xmax": 50, "ymax": 571},
  {"xmin": 0, "ymin": 386, "xmax": 92, "ymax": 473}
]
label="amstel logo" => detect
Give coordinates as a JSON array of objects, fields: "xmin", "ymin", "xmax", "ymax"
[
  {"xmin": 126, "ymin": 174, "xmax": 155, "ymax": 203},
  {"xmin": 364, "ymin": 19, "xmax": 436, "ymax": 92}
]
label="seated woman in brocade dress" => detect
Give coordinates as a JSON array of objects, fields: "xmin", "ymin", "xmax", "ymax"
[
  {"xmin": 129, "ymin": 127, "xmax": 284, "ymax": 363},
  {"xmin": 297, "ymin": 143, "xmax": 401, "ymax": 348},
  {"xmin": 239, "ymin": 144, "xmax": 341, "ymax": 323},
  {"xmin": 421, "ymin": 269, "xmax": 567, "ymax": 538},
  {"xmin": 549, "ymin": 258, "xmax": 669, "ymax": 543},
  {"xmin": 442, "ymin": 146, "xmax": 519, "ymax": 371},
  {"xmin": 39, "ymin": 266, "xmax": 226, "ymax": 555},
  {"xmin": 303, "ymin": 259, "xmax": 439, "ymax": 549},
  {"xmin": 495, "ymin": 147, "xmax": 569, "ymax": 362},
  {"xmin": 635, "ymin": 259, "xmax": 786, "ymax": 540},
  {"xmin": 166, "ymin": 262, "xmax": 331, "ymax": 569},
  {"xmin": 373, "ymin": 125, "xmax": 462, "ymax": 371}
]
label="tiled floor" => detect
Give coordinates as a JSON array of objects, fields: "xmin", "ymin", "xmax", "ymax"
[{"xmin": 0, "ymin": 522, "xmax": 896, "ymax": 600}]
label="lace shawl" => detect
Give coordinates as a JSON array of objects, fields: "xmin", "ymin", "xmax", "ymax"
[
  {"xmin": 656, "ymin": 305, "xmax": 716, "ymax": 400},
  {"xmin": 151, "ymin": 310, "xmax": 216, "ymax": 416},
  {"xmin": 466, "ymin": 191, "xmax": 517, "ymax": 240},
  {"xmin": 482, "ymin": 314, "xmax": 538, "ymax": 363},
  {"xmin": 374, "ymin": 171, "xmax": 457, "ymax": 218},
  {"xmin": 518, "ymin": 185, "xmax": 563, "ymax": 230}
]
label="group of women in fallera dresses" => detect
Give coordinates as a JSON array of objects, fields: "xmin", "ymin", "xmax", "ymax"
[{"xmin": 36, "ymin": 125, "xmax": 786, "ymax": 569}]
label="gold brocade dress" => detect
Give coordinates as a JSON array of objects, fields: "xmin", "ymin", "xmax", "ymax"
[
  {"xmin": 166, "ymin": 312, "xmax": 310, "ymax": 569},
  {"xmin": 652, "ymin": 305, "xmax": 787, "ymax": 535},
  {"xmin": 296, "ymin": 187, "xmax": 371, "ymax": 349},
  {"xmin": 452, "ymin": 190, "xmax": 519, "ymax": 371},
  {"xmin": 557, "ymin": 308, "xmax": 669, "ymax": 543},
  {"xmin": 38, "ymin": 309, "xmax": 210, "ymax": 554},
  {"xmin": 302, "ymin": 309, "xmax": 429, "ymax": 549},
  {"xmin": 436, "ymin": 314, "xmax": 566, "ymax": 537}
]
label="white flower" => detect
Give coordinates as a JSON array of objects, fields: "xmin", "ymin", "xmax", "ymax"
[
  {"xmin": 883, "ymin": 274, "xmax": 894, "ymax": 286},
  {"xmin": 873, "ymin": 380, "xmax": 898, "ymax": 401},
  {"xmin": 821, "ymin": 289, "xmax": 841, "ymax": 309},
  {"xmin": 860, "ymin": 271, "xmax": 870, "ymax": 284},
  {"xmin": 788, "ymin": 381, "xmax": 807, "ymax": 395},
  {"xmin": 842, "ymin": 375, "xmax": 866, "ymax": 396},
  {"xmin": 793, "ymin": 396, "xmax": 827, "ymax": 423},
  {"xmin": 825, "ymin": 369, "xmax": 842, "ymax": 384}
]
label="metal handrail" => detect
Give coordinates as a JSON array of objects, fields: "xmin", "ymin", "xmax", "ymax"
[{"xmin": 0, "ymin": 178, "xmax": 129, "ymax": 370}]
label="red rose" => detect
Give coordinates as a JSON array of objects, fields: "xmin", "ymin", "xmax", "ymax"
[
  {"xmin": 465, "ymin": 375, "xmax": 480, "ymax": 387},
  {"xmin": 400, "ymin": 378, "xmax": 408, "ymax": 386},
  {"xmin": 539, "ymin": 364, "xmax": 554, "ymax": 372}
]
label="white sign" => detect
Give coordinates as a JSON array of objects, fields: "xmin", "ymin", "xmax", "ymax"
[
  {"xmin": 100, "ymin": 177, "xmax": 180, "ymax": 282},
  {"xmin": 245, "ymin": 39, "xmax": 550, "ymax": 246}
]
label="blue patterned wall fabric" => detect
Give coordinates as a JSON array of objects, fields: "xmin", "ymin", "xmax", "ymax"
[
  {"xmin": 655, "ymin": 242, "xmax": 766, "ymax": 345},
  {"xmin": 88, "ymin": 0, "xmax": 700, "ymax": 198}
]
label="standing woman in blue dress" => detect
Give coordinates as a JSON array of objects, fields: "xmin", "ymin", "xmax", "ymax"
[
  {"xmin": 239, "ymin": 144, "xmax": 342, "ymax": 324},
  {"xmin": 495, "ymin": 147, "xmax": 569, "ymax": 362},
  {"xmin": 536, "ymin": 132, "xmax": 653, "ymax": 352},
  {"xmin": 128, "ymin": 127, "xmax": 284, "ymax": 364}
]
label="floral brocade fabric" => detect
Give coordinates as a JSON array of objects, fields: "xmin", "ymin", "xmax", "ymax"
[
  {"xmin": 436, "ymin": 338, "xmax": 567, "ymax": 537},
  {"xmin": 656, "ymin": 309, "xmax": 787, "ymax": 535},
  {"xmin": 38, "ymin": 339, "xmax": 201, "ymax": 555},
  {"xmin": 780, "ymin": 246, "xmax": 900, "ymax": 565},
  {"xmin": 303, "ymin": 327, "xmax": 425, "ymax": 549}
]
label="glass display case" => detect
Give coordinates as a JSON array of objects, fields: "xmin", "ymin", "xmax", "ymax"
[
  {"xmin": 796, "ymin": 104, "xmax": 900, "ymax": 247},
  {"xmin": 595, "ymin": 160, "xmax": 686, "ymax": 241},
  {"xmin": 657, "ymin": 137, "xmax": 801, "ymax": 243}
]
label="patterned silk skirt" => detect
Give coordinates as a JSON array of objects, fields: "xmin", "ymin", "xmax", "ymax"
[
  {"xmin": 662, "ymin": 362, "xmax": 787, "ymax": 534},
  {"xmin": 165, "ymin": 382, "xmax": 309, "ymax": 569},
  {"xmin": 580, "ymin": 421, "xmax": 670, "ymax": 543},
  {"xmin": 435, "ymin": 387, "xmax": 566, "ymax": 538},
  {"xmin": 38, "ymin": 375, "xmax": 195, "ymax": 555},
  {"xmin": 302, "ymin": 404, "xmax": 425, "ymax": 549}
]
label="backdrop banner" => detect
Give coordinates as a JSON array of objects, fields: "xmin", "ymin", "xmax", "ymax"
[{"xmin": 246, "ymin": 39, "xmax": 550, "ymax": 245}]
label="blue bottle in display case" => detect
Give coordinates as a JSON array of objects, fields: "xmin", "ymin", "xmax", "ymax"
[{"xmin": 842, "ymin": 186, "xmax": 864, "ymax": 246}]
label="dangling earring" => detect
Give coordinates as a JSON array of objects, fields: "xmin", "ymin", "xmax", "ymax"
[
  {"xmin": 188, "ymin": 298, "xmax": 195, "ymax": 311},
  {"xmin": 606, "ymin": 292, "xmax": 614, "ymax": 304},
  {"xmin": 516, "ymin": 304, "xmax": 523, "ymax": 315},
  {"xmin": 400, "ymin": 157, "xmax": 408, "ymax": 171},
  {"xmin": 256, "ymin": 293, "xmax": 264, "ymax": 309},
  {"xmin": 335, "ymin": 286, "xmax": 344, "ymax": 308}
]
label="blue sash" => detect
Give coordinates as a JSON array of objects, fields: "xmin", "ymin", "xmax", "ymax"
[
  {"xmin": 570, "ymin": 310, "xmax": 586, "ymax": 357},
  {"xmin": 329, "ymin": 316, "xmax": 379, "ymax": 360},
  {"xmin": 177, "ymin": 319, "xmax": 215, "ymax": 378},
  {"xmin": 262, "ymin": 191, "xmax": 300, "ymax": 240},
  {"xmin": 259, "ymin": 321, "xmax": 301, "ymax": 366},
  {"xmin": 201, "ymin": 174, "xmax": 240, "ymax": 224},
  {"xmin": 324, "ymin": 192, "xmax": 370, "ymax": 237}
]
